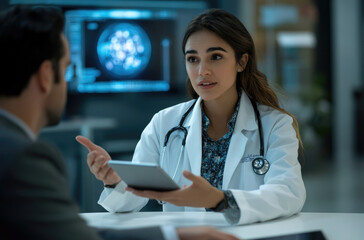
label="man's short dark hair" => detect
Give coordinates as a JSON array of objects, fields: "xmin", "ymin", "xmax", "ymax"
[{"xmin": 0, "ymin": 5, "xmax": 65, "ymax": 96}]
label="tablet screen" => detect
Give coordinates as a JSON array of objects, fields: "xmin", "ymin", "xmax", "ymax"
[{"xmin": 108, "ymin": 160, "xmax": 180, "ymax": 191}]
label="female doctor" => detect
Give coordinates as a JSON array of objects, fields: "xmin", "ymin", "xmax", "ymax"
[{"xmin": 76, "ymin": 8, "xmax": 306, "ymax": 225}]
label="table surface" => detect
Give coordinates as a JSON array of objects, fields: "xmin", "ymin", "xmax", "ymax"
[{"xmin": 80, "ymin": 211, "xmax": 364, "ymax": 240}]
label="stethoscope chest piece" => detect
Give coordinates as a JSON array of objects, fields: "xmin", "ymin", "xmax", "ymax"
[{"xmin": 252, "ymin": 157, "xmax": 270, "ymax": 175}]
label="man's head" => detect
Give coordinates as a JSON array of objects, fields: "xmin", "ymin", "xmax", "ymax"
[{"xmin": 0, "ymin": 5, "xmax": 70, "ymax": 129}]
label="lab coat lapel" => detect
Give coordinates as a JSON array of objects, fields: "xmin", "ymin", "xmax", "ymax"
[
  {"xmin": 185, "ymin": 98, "xmax": 203, "ymax": 176},
  {"xmin": 223, "ymin": 92, "xmax": 257, "ymax": 189}
]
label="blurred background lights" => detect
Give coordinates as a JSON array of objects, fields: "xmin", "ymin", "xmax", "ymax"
[{"xmin": 97, "ymin": 23, "xmax": 151, "ymax": 77}]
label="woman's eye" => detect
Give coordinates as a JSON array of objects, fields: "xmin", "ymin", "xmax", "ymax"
[
  {"xmin": 212, "ymin": 54, "xmax": 222, "ymax": 60},
  {"xmin": 187, "ymin": 56, "xmax": 198, "ymax": 63}
]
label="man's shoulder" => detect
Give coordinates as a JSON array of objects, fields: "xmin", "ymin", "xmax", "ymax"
[
  {"xmin": 0, "ymin": 125, "xmax": 30, "ymax": 182},
  {"xmin": 0, "ymin": 125, "xmax": 31, "ymax": 163},
  {"xmin": 0, "ymin": 125, "xmax": 63, "ymax": 179}
]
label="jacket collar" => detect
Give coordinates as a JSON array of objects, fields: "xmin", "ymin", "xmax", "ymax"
[
  {"xmin": 184, "ymin": 97, "xmax": 203, "ymax": 175},
  {"xmin": 223, "ymin": 92, "xmax": 258, "ymax": 187},
  {"xmin": 234, "ymin": 91, "xmax": 258, "ymax": 133},
  {"xmin": 184, "ymin": 91, "xmax": 257, "ymax": 130}
]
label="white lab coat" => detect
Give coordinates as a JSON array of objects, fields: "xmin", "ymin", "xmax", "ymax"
[{"xmin": 99, "ymin": 91, "xmax": 306, "ymax": 225}]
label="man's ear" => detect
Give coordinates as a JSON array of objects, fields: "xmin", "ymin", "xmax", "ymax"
[{"xmin": 35, "ymin": 60, "xmax": 53, "ymax": 95}]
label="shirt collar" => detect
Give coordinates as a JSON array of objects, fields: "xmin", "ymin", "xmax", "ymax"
[{"xmin": 0, "ymin": 108, "xmax": 37, "ymax": 141}]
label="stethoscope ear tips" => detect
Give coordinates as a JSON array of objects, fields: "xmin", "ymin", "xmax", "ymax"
[{"xmin": 252, "ymin": 157, "xmax": 270, "ymax": 175}]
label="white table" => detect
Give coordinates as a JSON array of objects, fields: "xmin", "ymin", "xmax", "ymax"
[{"xmin": 80, "ymin": 211, "xmax": 364, "ymax": 239}]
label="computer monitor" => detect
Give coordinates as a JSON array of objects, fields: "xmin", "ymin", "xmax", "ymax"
[{"xmin": 64, "ymin": 9, "xmax": 176, "ymax": 93}]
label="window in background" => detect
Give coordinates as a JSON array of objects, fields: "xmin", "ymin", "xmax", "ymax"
[{"xmin": 250, "ymin": 0, "xmax": 332, "ymax": 167}]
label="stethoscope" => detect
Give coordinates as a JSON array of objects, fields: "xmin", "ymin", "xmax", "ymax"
[{"xmin": 160, "ymin": 97, "xmax": 270, "ymax": 180}]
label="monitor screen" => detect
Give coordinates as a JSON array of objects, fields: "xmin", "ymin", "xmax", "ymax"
[{"xmin": 64, "ymin": 9, "xmax": 176, "ymax": 93}]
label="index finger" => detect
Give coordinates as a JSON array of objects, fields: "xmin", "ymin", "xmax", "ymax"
[
  {"xmin": 182, "ymin": 170, "xmax": 202, "ymax": 183},
  {"xmin": 75, "ymin": 135, "xmax": 98, "ymax": 152}
]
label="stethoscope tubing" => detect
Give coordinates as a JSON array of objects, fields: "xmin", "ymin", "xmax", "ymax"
[{"xmin": 248, "ymin": 97, "xmax": 264, "ymax": 156}]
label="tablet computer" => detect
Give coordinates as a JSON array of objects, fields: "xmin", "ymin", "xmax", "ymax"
[{"xmin": 108, "ymin": 160, "xmax": 180, "ymax": 191}]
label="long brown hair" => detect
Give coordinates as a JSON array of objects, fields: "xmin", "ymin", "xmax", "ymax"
[{"xmin": 182, "ymin": 8, "xmax": 303, "ymax": 151}]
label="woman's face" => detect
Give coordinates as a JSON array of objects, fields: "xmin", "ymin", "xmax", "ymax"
[{"xmin": 184, "ymin": 30, "xmax": 241, "ymax": 102}]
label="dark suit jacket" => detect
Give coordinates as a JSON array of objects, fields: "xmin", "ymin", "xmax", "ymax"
[{"xmin": 0, "ymin": 115, "xmax": 165, "ymax": 240}]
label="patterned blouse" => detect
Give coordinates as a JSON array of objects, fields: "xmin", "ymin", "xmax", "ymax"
[{"xmin": 200, "ymin": 98, "xmax": 240, "ymax": 189}]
